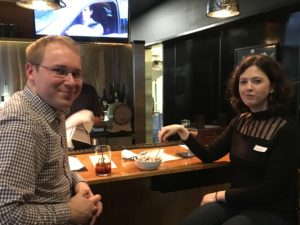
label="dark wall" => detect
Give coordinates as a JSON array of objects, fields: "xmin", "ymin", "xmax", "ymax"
[
  {"xmin": 131, "ymin": 0, "xmax": 299, "ymax": 44},
  {"xmin": 0, "ymin": 2, "xmax": 35, "ymax": 38},
  {"xmin": 164, "ymin": 31, "xmax": 220, "ymax": 125},
  {"xmin": 163, "ymin": 8, "xmax": 300, "ymax": 126}
]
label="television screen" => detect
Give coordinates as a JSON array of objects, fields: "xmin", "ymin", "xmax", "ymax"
[{"xmin": 34, "ymin": 0, "xmax": 129, "ymax": 42}]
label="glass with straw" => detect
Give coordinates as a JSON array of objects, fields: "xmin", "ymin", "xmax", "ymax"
[{"xmin": 95, "ymin": 145, "xmax": 112, "ymax": 176}]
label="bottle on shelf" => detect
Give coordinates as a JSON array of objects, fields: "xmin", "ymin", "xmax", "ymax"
[
  {"xmin": 101, "ymin": 88, "xmax": 108, "ymax": 111},
  {"xmin": 0, "ymin": 81, "xmax": 10, "ymax": 108}
]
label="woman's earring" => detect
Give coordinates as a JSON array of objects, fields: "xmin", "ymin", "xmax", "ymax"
[{"xmin": 269, "ymin": 90, "xmax": 274, "ymax": 101}]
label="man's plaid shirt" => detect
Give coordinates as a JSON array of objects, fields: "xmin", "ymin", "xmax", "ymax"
[{"xmin": 0, "ymin": 86, "xmax": 83, "ymax": 224}]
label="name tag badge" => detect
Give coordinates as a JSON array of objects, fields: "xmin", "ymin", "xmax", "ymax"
[{"xmin": 253, "ymin": 145, "xmax": 268, "ymax": 152}]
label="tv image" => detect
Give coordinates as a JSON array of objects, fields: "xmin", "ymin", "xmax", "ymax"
[{"xmin": 34, "ymin": 0, "xmax": 129, "ymax": 42}]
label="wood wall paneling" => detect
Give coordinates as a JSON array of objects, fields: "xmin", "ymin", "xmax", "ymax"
[{"xmin": 0, "ymin": 2, "xmax": 35, "ymax": 38}]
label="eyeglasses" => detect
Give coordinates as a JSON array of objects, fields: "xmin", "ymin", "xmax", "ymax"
[{"xmin": 38, "ymin": 65, "xmax": 82, "ymax": 80}]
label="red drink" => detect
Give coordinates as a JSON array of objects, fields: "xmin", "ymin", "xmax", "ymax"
[
  {"xmin": 94, "ymin": 145, "xmax": 112, "ymax": 176},
  {"xmin": 95, "ymin": 162, "xmax": 111, "ymax": 176}
]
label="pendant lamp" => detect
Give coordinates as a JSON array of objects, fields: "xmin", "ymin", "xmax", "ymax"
[
  {"xmin": 16, "ymin": 0, "xmax": 65, "ymax": 10},
  {"xmin": 207, "ymin": 0, "xmax": 239, "ymax": 18}
]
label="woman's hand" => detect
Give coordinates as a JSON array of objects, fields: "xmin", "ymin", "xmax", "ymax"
[
  {"xmin": 158, "ymin": 124, "xmax": 189, "ymax": 142},
  {"xmin": 200, "ymin": 192, "xmax": 217, "ymax": 206},
  {"xmin": 200, "ymin": 191, "xmax": 225, "ymax": 206}
]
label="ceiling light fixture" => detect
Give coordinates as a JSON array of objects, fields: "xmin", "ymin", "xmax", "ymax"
[
  {"xmin": 207, "ymin": 0, "xmax": 239, "ymax": 18},
  {"xmin": 16, "ymin": 0, "xmax": 66, "ymax": 10}
]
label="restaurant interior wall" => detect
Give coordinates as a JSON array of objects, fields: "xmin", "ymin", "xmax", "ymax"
[
  {"xmin": 0, "ymin": 2, "xmax": 34, "ymax": 38},
  {"xmin": 219, "ymin": 11, "xmax": 300, "ymax": 122},
  {"xmin": 0, "ymin": 40, "xmax": 135, "ymax": 120},
  {"xmin": 131, "ymin": 0, "xmax": 300, "ymax": 45},
  {"xmin": 163, "ymin": 31, "xmax": 220, "ymax": 127},
  {"xmin": 1, "ymin": 1, "xmax": 300, "ymax": 140},
  {"xmin": 0, "ymin": 1, "xmax": 148, "ymax": 144},
  {"xmin": 162, "ymin": 7, "xmax": 300, "ymax": 127}
]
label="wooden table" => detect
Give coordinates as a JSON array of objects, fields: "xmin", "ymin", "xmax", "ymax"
[
  {"xmin": 75, "ymin": 145, "xmax": 230, "ymax": 185},
  {"xmin": 74, "ymin": 145, "xmax": 231, "ymax": 225}
]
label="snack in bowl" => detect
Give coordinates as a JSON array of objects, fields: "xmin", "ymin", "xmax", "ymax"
[{"xmin": 135, "ymin": 154, "xmax": 162, "ymax": 171}]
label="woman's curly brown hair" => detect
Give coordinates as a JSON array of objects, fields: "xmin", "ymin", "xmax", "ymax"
[{"xmin": 226, "ymin": 54, "xmax": 294, "ymax": 115}]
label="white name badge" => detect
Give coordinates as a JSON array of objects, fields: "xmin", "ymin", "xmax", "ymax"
[{"xmin": 253, "ymin": 145, "xmax": 268, "ymax": 152}]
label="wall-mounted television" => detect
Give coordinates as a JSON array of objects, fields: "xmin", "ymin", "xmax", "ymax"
[{"xmin": 34, "ymin": 0, "xmax": 129, "ymax": 43}]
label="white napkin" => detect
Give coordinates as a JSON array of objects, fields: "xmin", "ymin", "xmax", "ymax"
[
  {"xmin": 66, "ymin": 110, "xmax": 94, "ymax": 149},
  {"xmin": 179, "ymin": 144, "xmax": 189, "ymax": 149},
  {"xmin": 68, "ymin": 156, "xmax": 85, "ymax": 171},
  {"xmin": 121, "ymin": 149, "xmax": 138, "ymax": 159},
  {"xmin": 149, "ymin": 149, "xmax": 180, "ymax": 162},
  {"xmin": 160, "ymin": 152, "xmax": 180, "ymax": 162}
]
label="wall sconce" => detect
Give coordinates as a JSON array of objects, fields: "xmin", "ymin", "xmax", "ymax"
[
  {"xmin": 207, "ymin": 0, "xmax": 239, "ymax": 18},
  {"xmin": 16, "ymin": 0, "xmax": 65, "ymax": 10}
]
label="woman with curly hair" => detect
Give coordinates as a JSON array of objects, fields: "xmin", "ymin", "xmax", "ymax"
[{"xmin": 159, "ymin": 54, "xmax": 300, "ymax": 225}]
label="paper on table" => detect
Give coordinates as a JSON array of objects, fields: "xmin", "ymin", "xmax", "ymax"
[
  {"xmin": 160, "ymin": 152, "xmax": 180, "ymax": 162},
  {"xmin": 89, "ymin": 155, "xmax": 117, "ymax": 168},
  {"xmin": 68, "ymin": 156, "xmax": 85, "ymax": 171},
  {"xmin": 179, "ymin": 144, "xmax": 189, "ymax": 149},
  {"xmin": 121, "ymin": 149, "xmax": 137, "ymax": 159},
  {"xmin": 151, "ymin": 149, "xmax": 180, "ymax": 162}
]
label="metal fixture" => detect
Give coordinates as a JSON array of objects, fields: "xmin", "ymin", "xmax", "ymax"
[
  {"xmin": 16, "ymin": 0, "xmax": 65, "ymax": 10},
  {"xmin": 207, "ymin": 0, "xmax": 239, "ymax": 18}
]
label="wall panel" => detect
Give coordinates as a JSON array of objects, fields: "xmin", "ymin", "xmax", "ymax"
[{"xmin": 163, "ymin": 9, "xmax": 300, "ymax": 127}]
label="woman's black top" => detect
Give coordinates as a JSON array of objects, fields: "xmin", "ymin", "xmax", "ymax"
[{"xmin": 184, "ymin": 110, "xmax": 300, "ymax": 221}]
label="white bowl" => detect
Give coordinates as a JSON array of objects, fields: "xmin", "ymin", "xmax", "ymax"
[{"xmin": 135, "ymin": 155, "xmax": 162, "ymax": 171}]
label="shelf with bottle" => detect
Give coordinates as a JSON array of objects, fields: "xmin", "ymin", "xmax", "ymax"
[{"xmin": 0, "ymin": 81, "xmax": 11, "ymax": 108}]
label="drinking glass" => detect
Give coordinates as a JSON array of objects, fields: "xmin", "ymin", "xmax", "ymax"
[
  {"xmin": 95, "ymin": 145, "xmax": 112, "ymax": 176},
  {"xmin": 181, "ymin": 119, "xmax": 190, "ymax": 128}
]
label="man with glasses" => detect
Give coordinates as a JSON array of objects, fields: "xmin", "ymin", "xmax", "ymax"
[{"xmin": 0, "ymin": 35, "xmax": 102, "ymax": 224}]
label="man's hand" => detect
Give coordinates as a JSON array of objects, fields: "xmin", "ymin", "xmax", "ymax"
[
  {"xmin": 69, "ymin": 182, "xmax": 102, "ymax": 224},
  {"xmin": 69, "ymin": 189, "xmax": 101, "ymax": 224}
]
